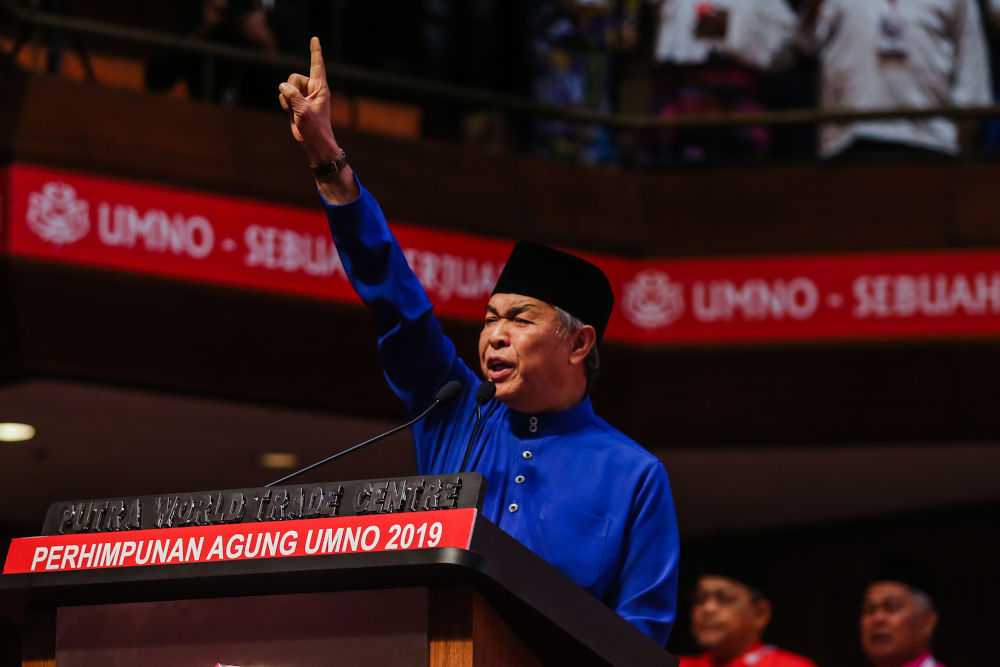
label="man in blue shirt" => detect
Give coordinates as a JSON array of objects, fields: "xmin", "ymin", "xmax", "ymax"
[{"xmin": 278, "ymin": 38, "xmax": 680, "ymax": 646}]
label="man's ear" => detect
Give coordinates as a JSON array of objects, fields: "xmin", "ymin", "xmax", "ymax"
[
  {"xmin": 570, "ymin": 326, "xmax": 597, "ymax": 364},
  {"xmin": 752, "ymin": 598, "xmax": 772, "ymax": 636},
  {"xmin": 920, "ymin": 608, "xmax": 939, "ymax": 641}
]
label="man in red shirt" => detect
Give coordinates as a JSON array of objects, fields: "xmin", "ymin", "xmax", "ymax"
[
  {"xmin": 679, "ymin": 538, "xmax": 817, "ymax": 667},
  {"xmin": 861, "ymin": 554, "xmax": 945, "ymax": 667}
]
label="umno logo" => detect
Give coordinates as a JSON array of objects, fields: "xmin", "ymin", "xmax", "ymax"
[
  {"xmin": 622, "ymin": 270, "xmax": 686, "ymax": 329},
  {"xmin": 26, "ymin": 181, "xmax": 90, "ymax": 245}
]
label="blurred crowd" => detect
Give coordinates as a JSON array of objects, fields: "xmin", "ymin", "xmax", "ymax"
[
  {"xmin": 142, "ymin": 0, "xmax": 1000, "ymax": 165},
  {"xmin": 678, "ymin": 540, "xmax": 945, "ymax": 667},
  {"xmin": 529, "ymin": 0, "xmax": 998, "ymax": 164}
]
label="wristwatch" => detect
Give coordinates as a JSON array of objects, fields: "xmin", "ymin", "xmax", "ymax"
[{"xmin": 310, "ymin": 150, "xmax": 348, "ymax": 177}]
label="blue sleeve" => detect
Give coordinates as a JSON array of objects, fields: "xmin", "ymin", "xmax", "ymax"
[
  {"xmin": 605, "ymin": 462, "xmax": 680, "ymax": 646},
  {"xmin": 323, "ymin": 180, "xmax": 480, "ymax": 471}
]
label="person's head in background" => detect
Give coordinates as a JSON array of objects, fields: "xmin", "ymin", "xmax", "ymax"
[
  {"xmin": 861, "ymin": 554, "xmax": 940, "ymax": 667},
  {"xmin": 690, "ymin": 537, "xmax": 772, "ymax": 663}
]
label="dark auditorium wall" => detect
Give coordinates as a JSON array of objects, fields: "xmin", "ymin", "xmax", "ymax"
[
  {"xmin": 667, "ymin": 503, "xmax": 1000, "ymax": 667},
  {"xmin": 6, "ymin": 72, "xmax": 1000, "ymax": 445}
]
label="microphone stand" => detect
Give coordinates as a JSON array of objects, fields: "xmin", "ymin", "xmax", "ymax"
[
  {"xmin": 266, "ymin": 381, "xmax": 462, "ymax": 487},
  {"xmin": 461, "ymin": 381, "xmax": 496, "ymax": 473},
  {"xmin": 460, "ymin": 404, "xmax": 484, "ymax": 473}
]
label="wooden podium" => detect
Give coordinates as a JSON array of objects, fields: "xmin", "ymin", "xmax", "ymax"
[{"xmin": 0, "ymin": 476, "xmax": 678, "ymax": 666}]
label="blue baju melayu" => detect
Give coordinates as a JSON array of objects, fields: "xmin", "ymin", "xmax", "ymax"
[{"xmin": 324, "ymin": 180, "xmax": 680, "ymax": 645}]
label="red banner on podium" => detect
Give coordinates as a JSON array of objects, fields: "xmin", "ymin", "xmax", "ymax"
[
  {"xmin": 3, "ymin": 509, "xmax": 477, "ymax": 575},
  {"xmin": 5, "ymin": 163, "xmax": 1000, "ymax": 345}
]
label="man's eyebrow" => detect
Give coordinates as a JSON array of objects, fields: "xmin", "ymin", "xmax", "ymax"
[
  {"xmin": 508, "ymin": 304, "xmax": 536, "ymax": 316},
  {"xmin": 485, "ymin": 303, "xmax": 537, "ymax": 318}
]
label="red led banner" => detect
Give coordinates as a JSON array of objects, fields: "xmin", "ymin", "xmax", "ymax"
[
  {"xmin": 4, "ymin": 163, "xmax": 1000, "ymax": 345},
  {"xmin": 3, "ymin": 508, "xmax": 477, "ymax": 575}
]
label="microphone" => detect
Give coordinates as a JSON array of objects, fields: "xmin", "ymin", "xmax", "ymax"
[
  {"xmin": 266, "ymin": 380, "xmax": 463, "ymax": 487},
  {"xmin": 460, "ymin": 381, "xmax": 496, "ymax": 473}
]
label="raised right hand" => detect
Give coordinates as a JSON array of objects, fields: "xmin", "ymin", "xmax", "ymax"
[{"xmin": 279, "ymin": 37, "xmax": 358, "ymax": 204}]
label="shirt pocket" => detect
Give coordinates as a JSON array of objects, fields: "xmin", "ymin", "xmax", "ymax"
[{"xmin": 538, "ymin": 502, "xmax": 610, "ymax": 589}]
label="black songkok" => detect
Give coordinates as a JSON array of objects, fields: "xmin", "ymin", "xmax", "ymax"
[
  {"xmin": 871, "ymin": 553, "xmax": 938, "ymax": 607},
  {"xmin": 698, "ymin": 536, "xmax": 772, "ymax": 599},
  {"xmin": 492, "ymin": 241, "xmax": 615, "ymax": 343}
]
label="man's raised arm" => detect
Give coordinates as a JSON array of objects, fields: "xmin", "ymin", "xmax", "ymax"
[{"xmin": 278, "ymin": 38, "xmax": 475, "ymax": 419}]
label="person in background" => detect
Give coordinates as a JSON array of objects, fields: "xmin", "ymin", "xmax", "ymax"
[
  {"xmin": 529, "ymin": 0, "xmax": 641, "ymax": 164},
  {"xmin": 981, "ymin": 0, "xmax": 1000, "ymax": 151},
  {"xmin": 645, "ymin": 0, "xmax": 797, "ymax": 162},
  {"xmin": 679, "ymin": 538, "xmax": 817, "ymax": 667},
  {"xmin": 146, "ymin": 0, "xmax": 278, "ymax": 104},
  {"xmin": 861, "ymin": 554, "xmax": 944, "ymax": 667},
  {"xmin": 797, "ymin": 0, "xmax": 992, "ymax": 160}
]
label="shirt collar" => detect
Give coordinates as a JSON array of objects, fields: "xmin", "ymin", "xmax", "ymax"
[
  {"xmin": 697, "ymin": 642, "xmax": 770, "ymax": 667},
  {"xmin": 901, "ymin": 653, "xmax": 936, "ymax": 667},
  {"xmin": 508, "ymin": 395, "xmax": 595, "ymax": 438}
]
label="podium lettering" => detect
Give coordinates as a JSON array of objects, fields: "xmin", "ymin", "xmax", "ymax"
[
  {"xmin": 408, "ymin": 480, "xmax": 426, "ymax": 512},
  {"xmin": 423, "ymin": 480, "xmax": 444, "ymax": 510},
  {"xmin": 261, "ymin": 532, "xmax": 281, "ymax": 557},
  {"xmin": 154, "ymin": 497, "xmax": 178, "ymax": 528},
  {"xmin": 384, "ymin": 480, "xmax": 408, "ymax": 512},
  {"xmin": 304, "ymin": 529, "xmax": 323, "ymax": 554},
  {"xmin": 318, "ymin": 484, "xmax": 343, "ymax": 517},
  {"xmin": 265, "ymin": 489, "xmax": 289, "ymax": 521},
  {"xmin": 300, "ymin": 486, "xmax": 325, "ymax": 518},
  {"xmin": 172, "ymin": 496, "xmax": 196, "ymax": 527},
  {"xmin": 369, "ymin": 482, "xmax": 389, "ymax": 514},
  {"xmin": 226, "ymin": 535, "xmax": 244, "ymax": 558},
  {"xmin": 253, "ymin": 490, "xmax": 271, "ymax": 522},
  {"xmin": 221, "ymin": 492, "xmax": 246, "ymax": 523},
  {"xmin": 100, "ymin": 542, "xmax": 121, "ymax": 567},
  {"xmin": 279, "ymin": 531, "xmax": 298, "ymax": 555},
  {"xmin": 58, "ymin": 504, "xmax": 75, "ymax": 534},
  {"xmin": 37, "ymin": 474, "xmax": 482, "ymax": 536},
  {"xmin": 442, "ymin": 476, "xmax": 462, "ymax": 509},
  {"xmin": 104, "ymin": 500, "xmax": 127, "ymax": 531},
  {"xmin": 89, "ymin": 501, "xmax": 110, "ymax": 531},
  {"xmin": 352, "ymin": 483, "xmax": 373, "ymax": 513},
  {"xmin": 323, "ymin": 527, "xmax": 343, "ymax": 553},
  {"xmin": 123, "ymin": 499, "xmax": 142, "ymax": 530},
  {"xmin": 62, "ymin": 544, "xmax": 79, "ymax": 568},
  {"xmin": 71, "ymin": 502, "xmax": 98, "ymax": 532},
  {"xmin": 285, "ymin": 488, "xmax": 304, "ymax": 519},
  {"xmin": 192, "ymin": 494, "xmax": 213, "ymax": 525},
  {"xmin": 342, "ymin": 527, "xmax": 361, "ymax": 552},
  {"xmin": 78, "ymin": 542, "xmax": 97, "ymax": 567}
]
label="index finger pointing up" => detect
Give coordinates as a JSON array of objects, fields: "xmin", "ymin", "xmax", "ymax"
[{"xmin": 309, "ymin": 36, "xmax": 326, "ymax": 83}]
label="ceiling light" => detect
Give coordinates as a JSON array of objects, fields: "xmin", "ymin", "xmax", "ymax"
[
  {"xmin": 0, "ymin": 423, "xmax": 36, "ymax": 442},
  {"xmin": 259, "ymin": 452, "xmax": 299, "ymax": 469}
]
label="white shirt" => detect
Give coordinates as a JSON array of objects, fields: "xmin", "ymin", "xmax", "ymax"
[
  {"xmin": 798, "ymin": 0, "xmax": 992, "ymax": 156},
  {"xmin": 652, "ymin": 0, "xmax": 797, "ymax": 71}
]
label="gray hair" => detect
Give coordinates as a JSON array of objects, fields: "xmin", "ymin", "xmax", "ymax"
[
  {"xmin": 910, "ymin": 588, "xmax": 934, "ymax": 612},
  {"xmin": 553, "ymin": 306, "xmax": 601, "ymax": 391}
]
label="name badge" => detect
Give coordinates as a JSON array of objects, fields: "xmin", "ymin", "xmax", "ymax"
[
  {"xmin": 876, "ymin": 0, "xmax": 908, "ymax": 59},
  {"xmin": 695, "ymin": 3, "xmax": 729, "ymax": 41}
]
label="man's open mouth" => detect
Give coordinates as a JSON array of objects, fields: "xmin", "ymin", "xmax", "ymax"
[{"xmin": 487, "ymin": 358, "xmax": 514, "ymax": 381}]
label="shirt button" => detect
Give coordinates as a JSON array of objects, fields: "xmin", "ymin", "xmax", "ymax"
[
  {"xmin": 509, "ymin": 503, "xmax": 518, "ymax": 513},
  {"xmin": 515, "ymin": 475, "xmax": 525, "ymax": 484},
  {"xmin": 522, "ymin": 451, "xmax": 532, "ymax": 459}
]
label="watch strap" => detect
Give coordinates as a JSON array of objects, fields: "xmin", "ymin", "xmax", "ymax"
[{"xmin": 311, "ymin": 150, "xmax": 348, "ymax": 177}]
